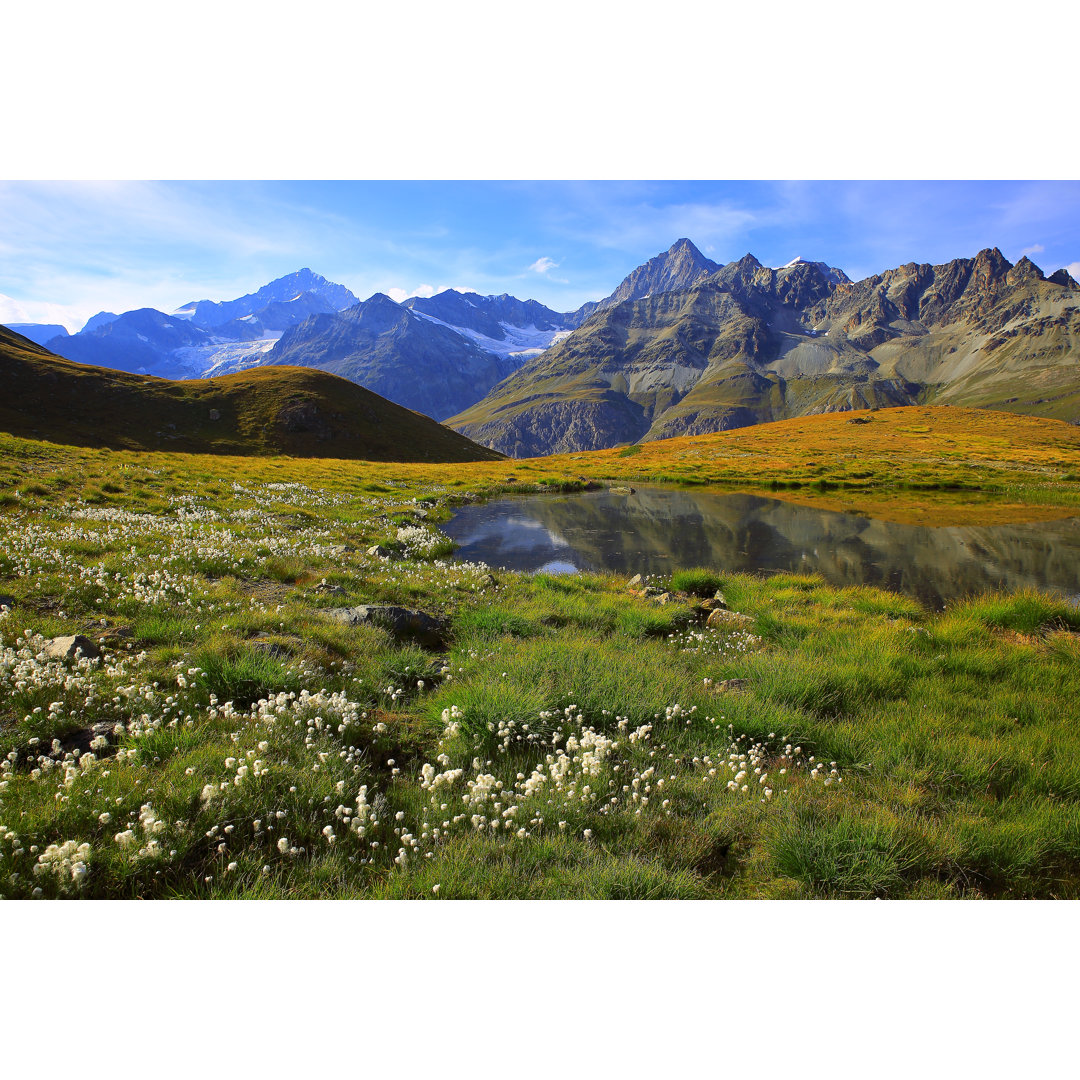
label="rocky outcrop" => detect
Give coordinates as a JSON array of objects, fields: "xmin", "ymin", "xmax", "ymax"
[{"xmin": 324, "ymin": 605, "xmax": 447, "ymax": 649}]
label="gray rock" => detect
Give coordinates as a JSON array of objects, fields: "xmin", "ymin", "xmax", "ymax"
[
  {"xmin": 701, "ymin": 596, "xmax": 728, "ymax": 612},
  {"xmin": 208, "ymin": 409, "xmax": 221, "ymax": 421},
  {"xmin": 313, "ymin": 581, "xmax": 347, "ymax": 596},
  {"xmin": 715, "ymin": 678, "xmax": 750, "ymax": 694},
  {"xmin": 325, "ymin": 605, "xmax": 447, "ymax": 649},
  {"xmin": 44, "ymin": 635, "xmax": 101, "ymax": 661},
  {"xmin": 367, "ymin": 545, "xmax": 394, "ymax": 558},
  {"xmin": 628, "ymin": 574, "xmax": 644, "ymax": 588},
  {"xmin": 609, "ymin": 485, "xmax": 636, "ymax": 495},
  {"xmin": 705, "ymin": 609, "xmax": 755, "ymax": 630},
  {"xmin": 249, "ymin": 639, "xmax": 293, "ymax": 660}
]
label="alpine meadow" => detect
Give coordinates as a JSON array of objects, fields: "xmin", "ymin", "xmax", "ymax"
[{"xmin": 3, "ymin": 182, "xmax": 1080, "ymax": 901}]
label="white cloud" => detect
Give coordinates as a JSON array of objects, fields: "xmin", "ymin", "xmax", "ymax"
[
  {"xmin": 0, "ymin": 292, "xmax": 89, "ymax": 334},
  {"xmin": 1021, "ymin": 244, "xmax": 1045, "ymax": 257},
  {"xmin": 1067, "ymin": 262, "xmax": 1080, "ymax": 281},
  {"xmin": 529, "ymin": 256, "xmax": 559, "ymax": 275}
]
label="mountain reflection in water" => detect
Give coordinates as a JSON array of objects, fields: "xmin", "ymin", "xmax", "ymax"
[{"xmin": 443, "ymin": 487, "xmax": 1080, "ymax": 608}]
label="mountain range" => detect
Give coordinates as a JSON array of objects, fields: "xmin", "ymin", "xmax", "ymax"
[
  {"xmin": 449, "ymin": 241, "xmax": 1080, "ymax": 455},
  {"xmin": 36, "ymin": 269, "xmax": 360, "ymax": 381},
  {"xmin": 5, "ymin": 238, "xmax": 1080, "ymax": 456}
]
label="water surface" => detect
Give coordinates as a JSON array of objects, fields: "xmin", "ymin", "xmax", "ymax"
[{"xmin": 443, "ymin": 487, "xmax": 1080, "ymax": 608}]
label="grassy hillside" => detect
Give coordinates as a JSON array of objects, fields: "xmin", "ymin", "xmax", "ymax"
[{"xmin": 0, "ymin": 326, "xmax": 502, "ymax": 463}]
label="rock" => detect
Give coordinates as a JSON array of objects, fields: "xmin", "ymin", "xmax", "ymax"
[
  {"xmin": 313, "ymin": 581, "xmax": 347, "ymax": 596},
  {"xmin": 628, "ymin": 574, "xmax": 644, "ymax": 588},
  {"xmin": 701, "ymin": 596, "xmax": 728, "ymax": 611},
  {"xmin": 653, "ymin": 592, "xmax": 671, "ymax": 604},
  {"xmin": 705, "ymin": 609, "xmax": 755, "ymax": 630},
  {"xmin": 208, "ymin": 408, "xmax": 221, "ymax": 421},
  {"xmin": 367, "ymin": 544, "xmax": 394, "ymax": 558},
  {"xmin": 609, "ymin": 485, "xmax": 636, "ymax": 495},
  {"xmin": 477, "ymin": 573, "xmax": 498, "ymax": 589},
  {"xmin": 249, "ymin": 639, "xmax": 293, "ymax": 660},
  {"xmin": 643, "ymin": 586, "xmax": 664, "ymax": 598},
  {"xmin": 0, "ymin": 594, "xmax": 16, "ymax": 610},
  {"xmin": 43, "ymin": 635, "xmax": 101, "ymax": 661},
  {"xmin": 325, "ymin": 605, "xmax": 448, "ymax": 650},
  {"xmin": 715, "ymin": 678, "xmax": 750, "ymax": 694}
]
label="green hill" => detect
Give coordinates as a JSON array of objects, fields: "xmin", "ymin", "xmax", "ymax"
[{"xmin": 0, "ymin": 326, "xmax": 503, "ymax": 462}]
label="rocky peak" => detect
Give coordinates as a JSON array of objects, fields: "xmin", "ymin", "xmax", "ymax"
[
  {"xmin": 600, "ymin": 238, "xmax": 720, "ymax": 309},
  {"xmin": 1007, "ymin": 256, "xmax": 1045, "ymax": 286},
  {"xmin": 972, "ymin": 247, "xmax": 1013, "ymax": 280},
  {"xmin": 1048, "ymin": 268, "xmax": 1079, "ymax": 289}
]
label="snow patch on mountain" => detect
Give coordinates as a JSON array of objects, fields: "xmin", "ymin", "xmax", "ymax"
[
  {"xmin": 776, "ymin": 257, "xmax": 851, "ymax": 285},
  {"xmin": 410, "ymin": 309, "xmax": 570, "ymax": 360},
  {"xmin": 174, "ymin": 335, "xmax": 283, "ymax": 379}
]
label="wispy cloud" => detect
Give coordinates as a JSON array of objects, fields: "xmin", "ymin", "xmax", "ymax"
[
  {"xmin": 1021, "ymin": 243, "xmax": 1045, "ymax": 256},
  {"xmin": 526, "ymin": 256, "xmax": 569, "ymax": 284}
]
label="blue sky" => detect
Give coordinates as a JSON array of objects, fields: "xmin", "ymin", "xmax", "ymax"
[{"xmin": 2, "ymin": 180, "xmax": 1079, "ymax": 333}]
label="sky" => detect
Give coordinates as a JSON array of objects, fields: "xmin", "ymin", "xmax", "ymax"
[{"xmin": 2, "ymin": 180, "xmax": 1079, "ymax": 334}]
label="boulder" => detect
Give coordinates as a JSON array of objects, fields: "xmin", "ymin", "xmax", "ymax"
[
  {"xmin": 627, "ymin": 574, "xmax": 644, "ymax": 588},
  {"xmin": 249, "ymin": 639, "xmax": 294, "ymax": 660},
  {"xmin": 715, "ymin": 678, "xmax": 750, "ymax": 694},
  {"xmin": 705, "ymin": 609, "xmax": 755, "ymax": 630},
  {"xmin": 701, "ymin": 596, "xmax": 728, "ymax": 611},
  {"xmin": 44, "ymin": 635, "xmax": 101, "ymax": 661},
  {"xmin": 325, "ymin": 605, "xmax": 447, "ymax": 649},
  {"xmin": 367, "ymin": 545, "xmax": 394, "ymax": 558}
]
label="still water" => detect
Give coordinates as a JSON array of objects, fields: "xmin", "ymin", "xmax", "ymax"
[{"xmin": 443, "ymin": 486, "xmax": 1080, "ymax": 608}]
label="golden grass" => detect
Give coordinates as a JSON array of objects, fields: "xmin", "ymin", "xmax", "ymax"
[{"xmin": 2, "ymin": 403, "xmax": 1079, "ymax": 526}]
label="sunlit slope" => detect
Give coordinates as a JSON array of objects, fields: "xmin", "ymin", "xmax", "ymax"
[
  {"xmin": 0, "ymin": 326, "xmax": 503, "ymax": 462},
  {"xmin": 559, "ymin": 406, "xmax": 1080, "ymax": 490}
]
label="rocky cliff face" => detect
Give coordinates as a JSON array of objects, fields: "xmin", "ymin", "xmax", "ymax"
[
  {"xmin": 449, "ymin": 247, "xmax": 1080, "ymax": 456},
  {"xmin": 599, "ymin": 237, "xmax": 720, "ymax": 309}
]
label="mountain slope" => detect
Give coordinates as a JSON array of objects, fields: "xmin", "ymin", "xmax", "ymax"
[
  {"xmin": 449, "ymin": 247, "xmax": 1080, "ymax": 455},
  {"xmin": 263, "ymin": 292, "xmax": 538, "ymax": 420},
  {"xmin": 6, "ymin": 323, "xmax": 69, "ymax": 346},
  {"xmin": 173, "ymin": 268, "xmax": 358, "ymax": 328},
  {"xmin": 0, "ymin": 326, "xmax": 502, "ymax": 462}
]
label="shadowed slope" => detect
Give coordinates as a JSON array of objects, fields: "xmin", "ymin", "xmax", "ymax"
[{"xmin": 0, "ymin": 326, "xmax": 503, "ymax": 462}]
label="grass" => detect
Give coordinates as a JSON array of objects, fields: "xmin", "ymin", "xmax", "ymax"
[{"xmin": 1, "ymin": 414, "xmax": 1079, "ymax": 899}]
